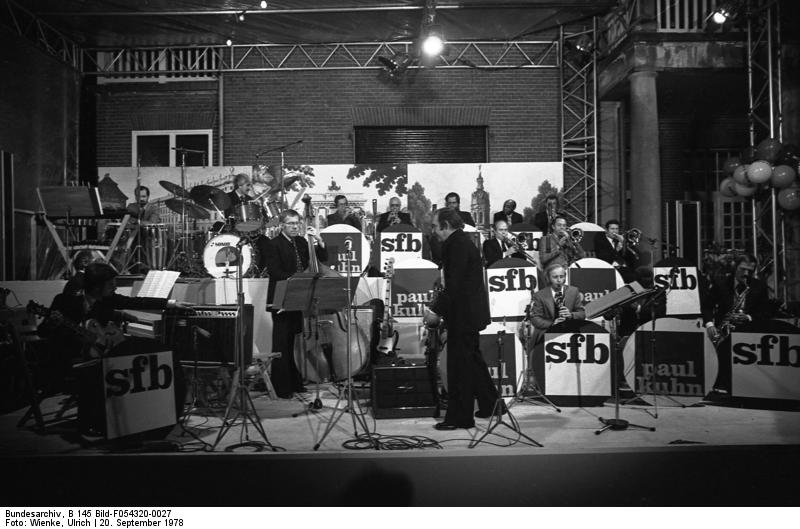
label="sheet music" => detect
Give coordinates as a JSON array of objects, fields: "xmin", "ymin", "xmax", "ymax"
[{"xmin": 136, "ymin": 270, "xmax": 180, "ymax": 298}]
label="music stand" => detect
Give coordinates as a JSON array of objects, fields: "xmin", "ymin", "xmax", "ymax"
[{"xmin": 590, "ymin": 287, "xmax": 658, "ymax": 435}]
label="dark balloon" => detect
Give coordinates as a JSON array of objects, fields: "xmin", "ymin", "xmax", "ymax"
[
  {"xmin": 740, "ymin": 145, "xmax": 758, "ymax": 164},
  {"xmin": 756, "ymin": 137, "xmax": 783, "ymax": 163}
]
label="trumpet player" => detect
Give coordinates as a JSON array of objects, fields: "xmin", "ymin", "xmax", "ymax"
[
  {"xmin": 595, "ymin": 220, "xmax": 641, "ymax": 281},
  {"xmin": 376, "ymin": 196, "xmax": 412, "ymax": 233},
  {"xmin": 326, "ymin": 194, "xmax": 362, "ymax": 231},
  {"xmin": 539, "ymin": 215, "xmax": 585, "ymax": 269},
  {"xmin": 534, "ymin": 194, "xmax": 560, "ymax": 234},
  {"xmin": 482, "ymin": 219, "xmax": 527, "ymax": 267}
]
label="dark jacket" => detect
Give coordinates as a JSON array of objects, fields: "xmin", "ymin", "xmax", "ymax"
[
  {"xmin": 257, "ymin": 233, "xmax": 329, "ymax": 305},
  {"xmin": 223, "ymin": 190, "xmax": 250, "ymax": 218},
  {"xmin": 594, "ymin": 231, "xmax": 623, "ymax": 266},
  {"xmin": 493, "ymin": 210, "xmax": 523, "ymax": 226},
  {"xmin": 533, "ymin": 210, "xmax": 551, "ymax": 234},
  {"xmin": 376, "ymin": 211, "xmax": 413, "ymax": 233},
  {"xmin": 701, "ymin": 276, "xmax": 772, "ymax": 327},
  {"xmin": 482, "ymin": 237, "xmax": 526, "ymax": 268},
  {"xmin": 529, "ymin": 285, "xmax": 586, "ymax": 345},
  {"xmin": 457, "ymin": 210, "xmax": 476, "ymax": 228},
  {"xmin": 326, "ymin": 212, "xmax": 362, "ymax": 231},
  {"xmin": 431, "ymin": 229, "xmax": 490, "ymax": 332}
]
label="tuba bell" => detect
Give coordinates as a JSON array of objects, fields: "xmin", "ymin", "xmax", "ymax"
[
  {"xmin": 625, "ymin": 227, "xmax": 641, "ymax": 246},
  {"xmin": 569, "ymin": 227, "xmax": 584, "ymax": 244}
]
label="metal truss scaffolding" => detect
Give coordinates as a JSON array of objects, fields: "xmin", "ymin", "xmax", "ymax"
[
  {"xmin": 0, "ymin": 0, "xmax": 81, "ymax": 70},
  {"xmin": 559, "ymin": 21, "xmax": 598, "ymax": 225},
  {"xmin": 747, "ymin": 0, "xmax": 785, "ymax": 301},
  {"xmin": 81, "ymin": 41, "xmax": 559, "ymax": 79}
]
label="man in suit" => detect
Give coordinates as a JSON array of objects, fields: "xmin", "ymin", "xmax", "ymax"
[
  {"xmin": 594, "ymin": 219, "xmax": 640, "ymax": 282},
  {"xmin": 376, "ymin": 196, "xmax": 413, "ymax": 233},
  {"xmin": 126, "ymin": 186, "xmax": 162, "ymax": 224},
  {"xmin": 701, "ymin": 253, "xmax": 772, "ymax": 395},
  {"xmin": 444, "ymin": 192, "xmax": 476, "ymax": 227},
  {"xmin": 223, "ymin": 173, "xmax": 255, "ymax": 219},
  {"xmin": 492, "ymin": 199, "xmax": 523, "ymax": 227},
  {"xmin": 326, "ymin": 194, "xmax": 362, "ymax": 231},
  {"xmin": 539, "ymin": 214, "xmax": 585, "ymax": 269},
  {"xmin": 428, "ymin": 207, "xmax": 501, "ymax": 430},
  {"xmin": 526, "ymin": 262, "xmax": 586, "ymax": 347},
  {"xmin": 482, "ymin": 219, "xmax": 526, "ymax": 268},
  {"xmin": 533, "ymin": 194, "xmax": 559, "ymax": 234},
  {"xmin": 257, "ymin": 209, "xmax": 328, "ymax": 398}
]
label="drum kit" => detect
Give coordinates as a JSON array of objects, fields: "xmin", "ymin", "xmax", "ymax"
[{"xmin": 115, "ymin": 179, "xmax": 277, "ymax": 278}]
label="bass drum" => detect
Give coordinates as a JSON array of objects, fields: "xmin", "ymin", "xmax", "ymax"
[
  {"xmin": 294, "ymin": 308, "xmax": 373, "ymax": 383},
  {"xmin": 202, "ymin": 233, "xmax": 254, "ymax": 278}
]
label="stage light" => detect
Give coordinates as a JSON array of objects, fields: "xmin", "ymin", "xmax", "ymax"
[
  {"xmin": 260, "ymin": 1, "xmax": 268, "ymax": 8},
  {"xmin": 378, "ymin": 52, "xmax": 413, "ymax": 81},
  {"xmin": 238, "ymin": 11, "xmax": 246, "ymax": 22},
  {"xmin": 226, "ymin": 38, "xmax": 233, "ymax": 46},
  {"xmin": 711, "ymin": 7, "xmax": 730, "ymax": 24},
  {"xmin": 421, "ymin": 24, "xmax": 444, "ymax": 57}
]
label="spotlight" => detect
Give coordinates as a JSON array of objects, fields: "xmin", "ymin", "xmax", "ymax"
[
  {"xmin": 378, "ymin": 52, "xmax": 413, "ymax": 81},
  {"xmin": 260, "ymin": 1, "xmax": 268, "ymax": 8},
  {"xmin": 711, "ymin": 7, "xmax": 730, "ymax": 24},
  {"xmin": 574, "ymin": 35, "xmax": 594, "ymax": 54},
  {"xmin": 238, "ymin": 11, "xmax": 246, "ymax": 22},
  {"xmin": 421, "ymin": 24, "xmax": 444, "ymax": 57},
  {"xmin": 226, "ymin": 38, "xmax": 233, "ymax": 46}
]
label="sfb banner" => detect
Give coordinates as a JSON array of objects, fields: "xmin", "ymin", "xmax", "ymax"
[
  {"xmin": 729, "ymin": 320, "xmax": 800, "ymax": 401},
  {"xmin": 486, "ymin": 257, "xmax": 538, "ymax": 322},
  {"xmin": 103, "ymin": 351, "xmax": 177, "ymax": 439},
  {"xmin": 653, "ymin": 257, "xmax": 701, "ymax": 316},
  {"xmin": 378, "ymin": 225, "xmax": 423, "ymax": 273}
]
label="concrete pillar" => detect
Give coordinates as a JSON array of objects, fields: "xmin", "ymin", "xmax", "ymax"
[
  {"xmin": 599, "ymin": 101, "xmax": 622, "ymax": 225},
  {"xmin": 629, "ymin": 70, "xmax": 661, "ymax": 243}
]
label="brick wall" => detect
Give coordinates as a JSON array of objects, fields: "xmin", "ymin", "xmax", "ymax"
[{"xmin": 94, "ymin": 67, "xmax": 562, "ymax": 167}]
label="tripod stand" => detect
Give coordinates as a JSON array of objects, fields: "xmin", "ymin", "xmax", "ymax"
[
  {"xmin": 509, "ymin": 320, "xmax": 561, "ymax": 413},
  {"xmin": 213, "ymin": 244, "xmax": 276, "ymax": 451},
  {"xmin": 121, "ymin": 156, "xmax": 149, "ymax": 274},
  {"xmin": 166, "ymin": 147, "xmax": 203, "ymax": 271},
  {"xmin": 292, "ymin": 298, "xmax": 327, "ymax": 417},
  {"xmin": 313, "ymin": 254, "xmax": 376, "ymax": 450},
  {"xmin": 469, "ymin": 328, "xmax": 543, "ymax": 448}
]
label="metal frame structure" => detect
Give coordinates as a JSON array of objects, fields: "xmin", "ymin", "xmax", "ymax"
[
  {"xmin": 81, "ymin": 40, "xmax": 559, "ymax": 77},
  {"xmin": 746, "ymin": 0, "xmax": 784, "ymax": 300},
  {"xmin": 559, "ymin": 21, "xmax": 598, "ymax": 224},
  {"xmin": 0, "ymin": 0, "xmax": 82, "ymax": 70}
]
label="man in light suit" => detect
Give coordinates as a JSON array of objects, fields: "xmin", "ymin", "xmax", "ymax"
[{"xmin": 526, "ymin": 262, "xmax": 586, "ymax": 346}]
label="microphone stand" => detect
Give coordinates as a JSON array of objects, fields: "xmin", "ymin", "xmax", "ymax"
[
  {"xmin": 314, "ymin": 248, "xmax": 376, "ymax": 450},
  {"xmin": 254, "ymin": 139, "xmax": 303, "ymax": 210},
  {"xmin": 213, "ymin": 241, "xmax": 276, "ymax": 451}
]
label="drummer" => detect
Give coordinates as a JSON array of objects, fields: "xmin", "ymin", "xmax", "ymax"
[
  {"xmin": 127, "ymin": 185, "xmax": 162, "ymax": 224},
  {"xmin": 223, "ymin": 173, "xmax": 254, "ymax": 219}
]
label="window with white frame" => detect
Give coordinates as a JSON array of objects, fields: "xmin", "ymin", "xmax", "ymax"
[{"xmin": 132, "ymin": 130, "xmax": 213, "ymax": 167}]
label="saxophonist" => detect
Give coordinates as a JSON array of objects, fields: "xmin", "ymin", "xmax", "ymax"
[
  {"xmin": 376, "ymin": 196, "xmax": 412, "ymax": 233},
  {"xmin": 539, "ymin": 214, "xmax": 585, "ymax": 269},
  {"xmin": 701, "ymin": 253, "xmax": 772, "ymax": 396}
]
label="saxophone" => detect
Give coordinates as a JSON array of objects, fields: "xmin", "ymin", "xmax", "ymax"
[{"xmin": 716, "ymin": 284, "xmax": 750, "ymax": 344}]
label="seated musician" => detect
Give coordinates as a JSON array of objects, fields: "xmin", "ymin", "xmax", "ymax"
[
  {"xmin": 482, "ymin": 219, "xmax": 526, "ymax": 268},
  {"xmin": 492, "ymin": 199, "xmax": 523, "ymax": 227},
  {"xmin": 444, "ymin": 192, "xmax": 476, "ymax": 227},
  {"xmin": 594, "ymin": 219, "xmax": 639, "ymax": 282},
  {"xmin": 523, "ymin": 262, "xmax": 585, "ymax": 347},
  {"xmin": 533, "ymin": 194, "xmax": 559, "ymax": 234},
  {"xmin": 257, "ymin": 209, "xmax": 328, "ymax": 398},
  {"xmin": 539, "ymin": 214, "xmax": 585, "ymax": 269},
  {"xmin": 701, "ymin": 253, "xmax": 772, "ymax": 395},
  {"xmin": 223, "ymin": 173, "xmax": 254, "ymax": 219},
  {"xmin": 39, "ymin": 262, "xmax": 191, "ymax": 360},
  {"xmin": 376, "ymin": 196, "xmax": 412, "ymax": 233},
  {"xmin": 326, "ymin": 194, "xmax": 362, "ymax": 231},
  {"xmin": 126, "ymin": 185, "xmax": 161, "ymax": 224}
]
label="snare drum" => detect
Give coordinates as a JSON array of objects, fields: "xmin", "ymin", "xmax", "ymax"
[
  {"xmin": 233, "ymin": 201, "xmax": 264, "ymax": 232},
  {"xmin": 143, "ymin": 223, "xmax": 169, "ymax": 270},
  {"xmin": 202, "ymin": 233, "xmax": 254, "ymax": 278}
]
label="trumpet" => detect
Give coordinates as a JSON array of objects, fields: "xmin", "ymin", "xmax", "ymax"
[
  {"xmin": 559, "ymin": 227, "xmax": 583, "ymax": 246},
  {"xmin": 388, "ymin": 210, "xmax": 401, "ymax": 225},
  {"xmin": 503, "ymin": 234, "xmax": 538, "ymax": 266},
  {"xmin": 625, "ymin": 227, "xmax": 641, "ymax": 246}
]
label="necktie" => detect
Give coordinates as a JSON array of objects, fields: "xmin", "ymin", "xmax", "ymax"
[
  {"xmin": 289, "ymin": 237, "xmax": 303, "ymax": 272},
  {"xmin": 501, "ymin": 240, "xmax": 508, "ymax": 252}
]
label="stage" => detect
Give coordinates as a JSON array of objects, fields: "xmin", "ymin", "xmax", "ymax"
[{"xmin": 2, "ymin": 385, "xmax": 799, "ymax": 507}]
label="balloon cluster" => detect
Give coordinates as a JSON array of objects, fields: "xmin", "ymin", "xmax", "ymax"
[{"xmin": 719, "ymin": 138, "xmax": 800, "ymax": 211}]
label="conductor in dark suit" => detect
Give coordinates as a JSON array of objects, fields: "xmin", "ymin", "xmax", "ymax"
[
  {"xmin": 701, "ymin": 254, "xmax": 772, "ymax": 395},
  {"xmin": 428, "ymin": 207, "xmax": 500, "ymax": 430},
  {"xmin": 257, "ymin": 209, "xmax": 328, "ymax": 398},
  {"xmin": 492, "ymin": 199, "xmax": 523, "ymax": 227},
  {"xmin": 376, "ymin": 196, "xmax": 413, "ymax": 233},
  {"xmin": 524, "ymin": 262, "xmax": 586, "ymax": 347},
  {"xmin": 482, "ymin": 219, "xmax": 526, "ymax": 268},
  {"xmin": 444, "ymin": 192, "xmax": 476, "ymax": 227}
]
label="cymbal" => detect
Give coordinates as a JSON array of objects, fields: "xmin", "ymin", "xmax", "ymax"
[
  {"xmin": 164, "ymin": 198, "xmax": 210, "ymax": 219},
  {"xmin": 190, "ymin": 185, "xmax": 231, "ymax": 211},
  {"xmin": 159, "ymin": 180, "xmax": 190, "ymax": 199}
]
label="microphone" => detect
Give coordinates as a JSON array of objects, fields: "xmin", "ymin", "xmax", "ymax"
[{"xmin": 344, "ymin": 237, "xmax": 353, "ymax": 252}]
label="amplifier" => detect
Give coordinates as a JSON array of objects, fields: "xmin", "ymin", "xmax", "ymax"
[
  {"xmin": 160, "ymin": 304, "xmax": 253, "ymax": 365},
  {"xmin": 371, "ymin": 363, "xmax": 436, "ymax": 419}
]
